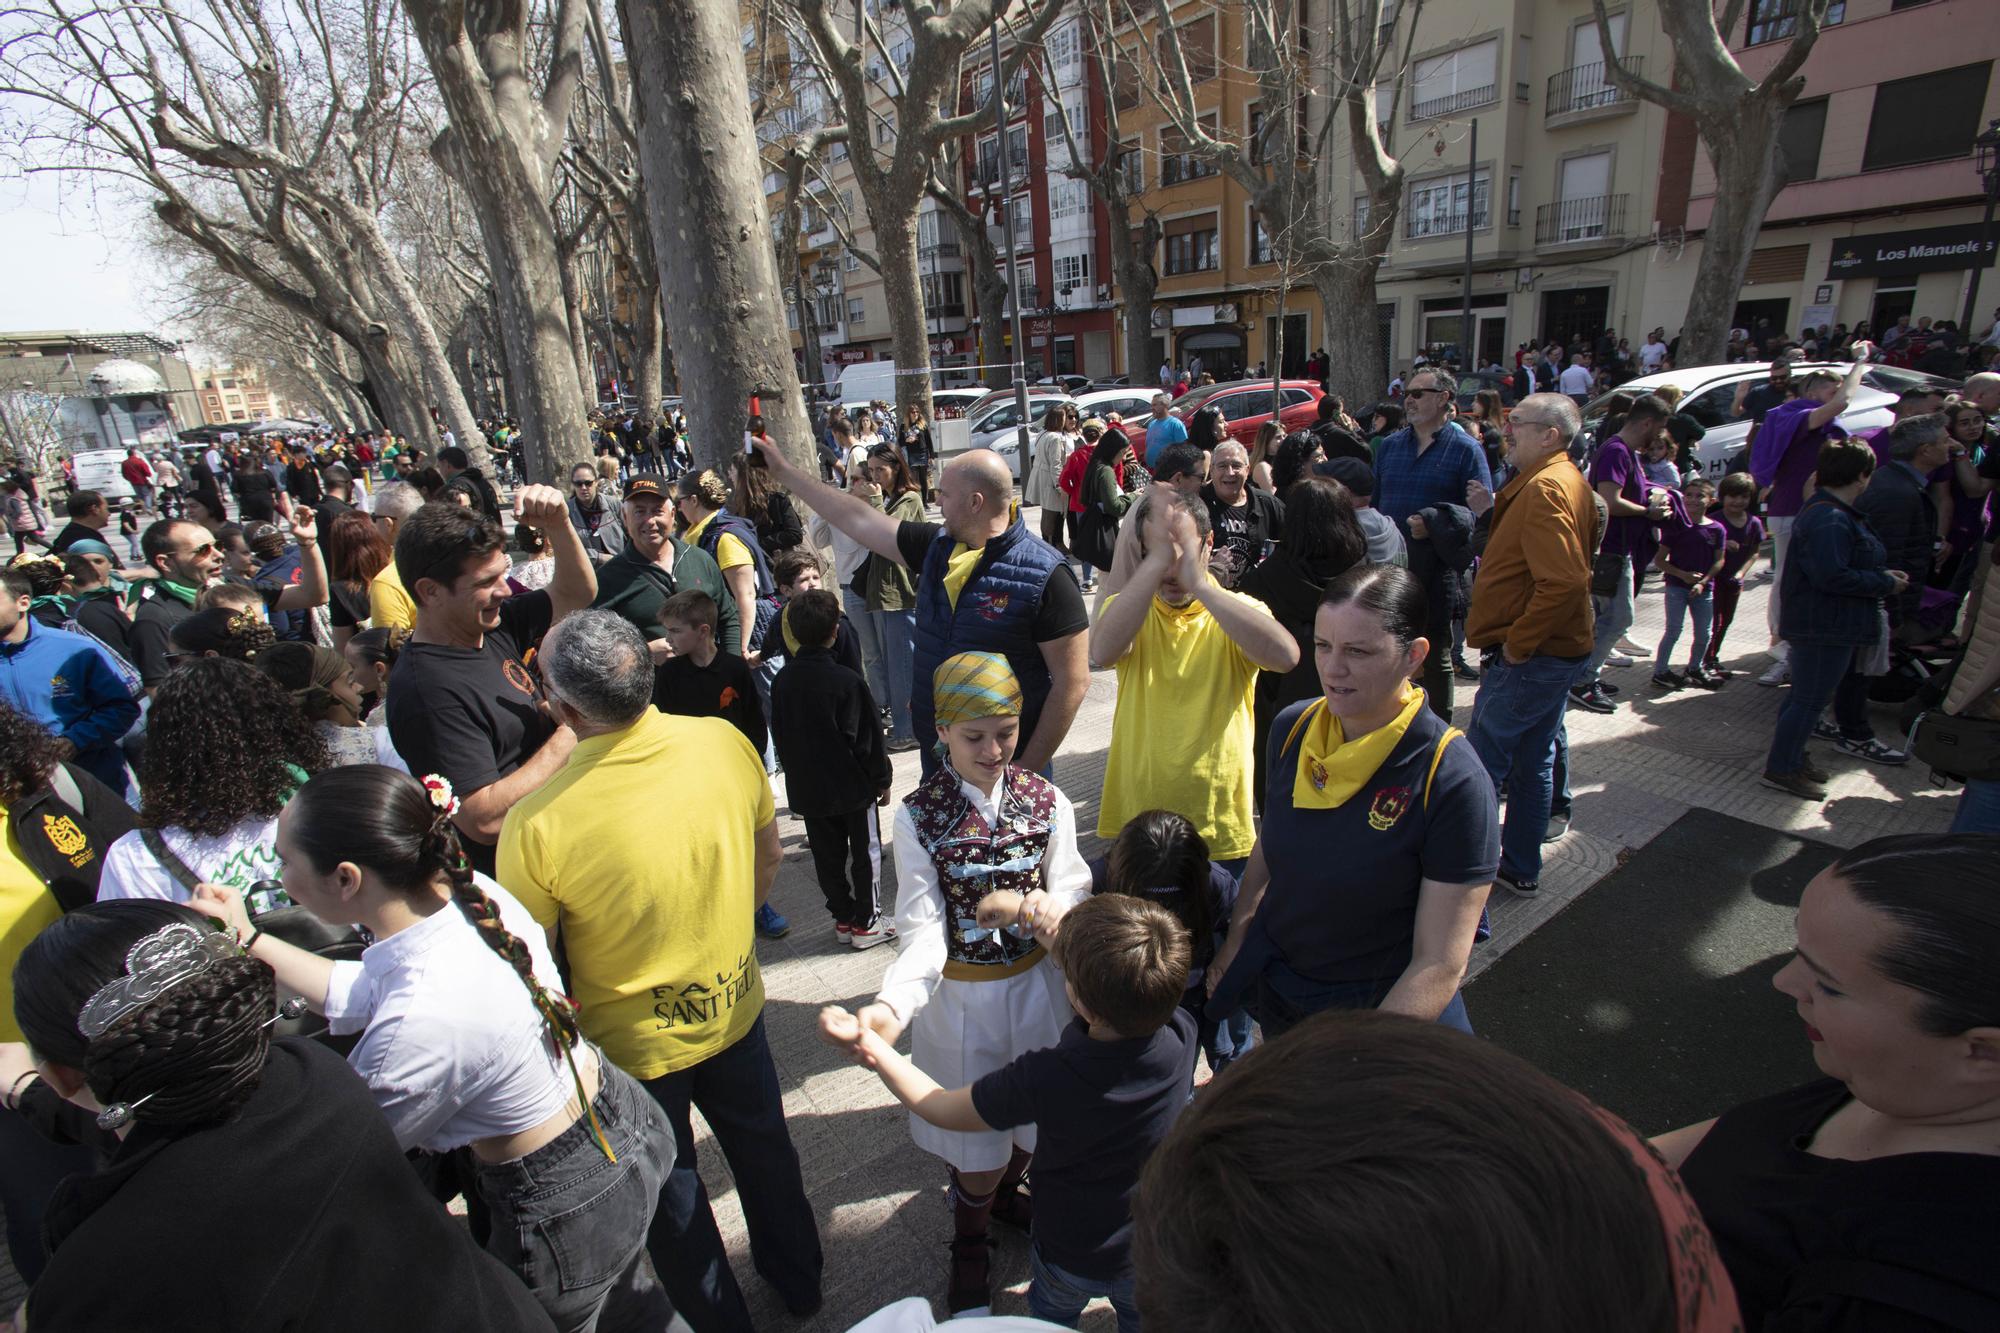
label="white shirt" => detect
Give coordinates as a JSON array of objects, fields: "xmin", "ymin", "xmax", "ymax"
[
  {"xmin": 99, "ymin": 816, "xmax": 283, "ymax": 902},
  {"xmin": 1558, "ymin": 364, "xmax": 1594, "ymax": 395},
  {"xmin": 877, "ymin": 775, "xmax": 1093, "ymax": 1025},
  {"xmin": 321, "ymin": 876, "xmax": 575, "ymax": 1152},
  {"xmin": 1638, "ymin": 340, "xmax": 1667, "ymax": 372},
  {"xmin": 811, "ymin": 510, "xmax": 873, "ymax": 584}
]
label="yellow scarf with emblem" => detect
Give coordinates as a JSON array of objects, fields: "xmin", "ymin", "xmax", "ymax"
[{"xmin": 1290, "ymin": 684, "xmax": 1427, "ymax": 810}]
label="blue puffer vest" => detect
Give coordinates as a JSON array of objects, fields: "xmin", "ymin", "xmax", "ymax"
[
  {"xmin": 911, "ymin": 519, "xmax": 1063, "ymax": 746},
  {"xmin": 694, "ymin": 508, "xmax": 775, "ymax": 596}
]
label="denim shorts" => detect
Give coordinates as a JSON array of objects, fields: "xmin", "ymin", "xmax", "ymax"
[{"xmin": 474, "ymin": 1054, "xmax": 679, "ymax": 1333}]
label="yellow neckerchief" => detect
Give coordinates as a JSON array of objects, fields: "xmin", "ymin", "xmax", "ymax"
[
  {"xmin": 1290, "ymin": 684, "xmax": 1427, "ymax": 810},
  {"xmin": 682, "ymin": 510, "xmax": 715, "ymax": 547},
  {"xmin": 942, "ymin": 543, "xmax": 982, "ymax": 608}
]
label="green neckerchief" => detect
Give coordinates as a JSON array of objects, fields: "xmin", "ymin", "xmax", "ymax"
[
  {"xmin": 156, "ymin": 579, "xmax": 202, "ymax": 608},
  {"xmin": 282, "ymin": 762, "xmax": 310, "ymax": 797},
  {"xmin": 29, "ymin": 593, "xmax": 71, "ymax": 616}
]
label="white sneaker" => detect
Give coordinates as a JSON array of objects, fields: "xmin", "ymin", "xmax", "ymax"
[
  {"xmin": 1756, "ymin": 660, "xmax": 1791, "ymax": 687},
  {"xmin": 1605, "ymin": 651, "xmax": 1635, "ymax": 668},
  {"xmin": 848, "ymin": 921, "xmax": 899, "ymax": 950}
]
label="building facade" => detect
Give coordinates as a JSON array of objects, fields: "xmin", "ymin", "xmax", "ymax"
[{"xmin": 195, "ymin": 364, "xmax": 283, "ymax": 424}]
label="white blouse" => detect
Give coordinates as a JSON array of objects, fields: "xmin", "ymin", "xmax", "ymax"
[
  {"xmin": 321, "ymin": 876, "xmax": 576, "ymax": 1153},
  {"xmin": 877, "ymin": 775, "xmax": 1093, "ymax": 1025}
]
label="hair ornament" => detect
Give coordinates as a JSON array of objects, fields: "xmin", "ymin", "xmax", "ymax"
[
  {"xmin": 77, "ymin": 923, "xmax": 237, "ymax": 1038},
  {"xmin": 420, "ymin": 773, "xmax": 461, "ymax": 819}
]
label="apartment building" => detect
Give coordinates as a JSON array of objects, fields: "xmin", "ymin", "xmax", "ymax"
[
  {"xmin": 196, "ymin": 364, "xmax": 281, "ymax": 424},
  {"xmin": 1640, "ymin": 0, "xmax": 1999, "ymax": 344}
]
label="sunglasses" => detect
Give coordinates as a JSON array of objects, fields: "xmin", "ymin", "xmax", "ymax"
[
  {"xmin": 572, "ymin": 478, "xmax": 596, "ymax": 486},
  {"xmin": 181, "ymin": 542, "xmax": 216, "ymax": 558},
  {"xmin": 1404, "ymin": 387, "xmax": 1447, "ymax": 399}
]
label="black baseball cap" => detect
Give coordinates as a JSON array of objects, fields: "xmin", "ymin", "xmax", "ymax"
[
  {"xmin": 623, "ymin": 474, "xmax": 669, "ymax": 498},
  {"xmin": 1315, "ymin": 455, "xmax": 1375, "ymax": 497}
]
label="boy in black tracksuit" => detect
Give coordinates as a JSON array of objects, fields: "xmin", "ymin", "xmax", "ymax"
[{"xmin": 769, "ymin": 589, "xmax": 897, "ymax": 949}]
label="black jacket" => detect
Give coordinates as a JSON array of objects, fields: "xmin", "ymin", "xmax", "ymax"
[
  {"xmin": 1853, "ymin": 460, "xmax": 1935, "ymax": 627},
  {"xmin": 7, "ymin": 759, "xmax": 136, "ymax": 910},
  {"xmin": 769, "ymin": 647, "xmax": 891, "ymax": 817},
  {"xmin": 445, "ymin": 468, "xmax": 503, "ymax": 523},
  {"xmin": 1409, "ymin": 502, "xmax": 1477, "ymax": 619}
]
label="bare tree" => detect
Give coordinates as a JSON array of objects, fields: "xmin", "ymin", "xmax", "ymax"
[
  {"xmin": 1594, "ymin": 0, "xmax": 1830, "ymax": 365},
  {"xmin": 925, "ymin": 137, "xmax": 1011, "ymax": 390}
]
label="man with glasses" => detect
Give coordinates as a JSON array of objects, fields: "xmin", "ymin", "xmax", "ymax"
[
  {"xmin": 126, "ymin": 517, "xmax": 227, "ymax": 693},
  {"xmin": 565, "ymin": 464, "xmax": 625, "ymax": 563},
  {"xmin": 1371, "ymin": 367, "xmax": 1493, "ymax": 720},
  {"xmin": 1462, "ymin": 395, "xmax": 1600, "ymax": 897}
]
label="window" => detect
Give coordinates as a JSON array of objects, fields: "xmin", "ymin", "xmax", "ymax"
[
  {"xmin": 1862, "ymin": 62, "xmax": 1990, "ymax": 172},
  {"xmin": 1353, "ymin": 193, "xmax": 1372, "ymax": 238},
  {"xmin": 1249, "ymin": 108, "xmax": 1265, "ymax": 164},
  {"xmin": 831, "ymin": 140, "xmax": 847, "ymax": 162},
  {"xmin": 1746, "ymin": 0, "xmax": 1844, "ymax": 46},
  {"xmin": 1405, "ymin": 171, "xmax": 1491, "ymax": 239},
  {"xmin": 1159, "ymin": 13, "xmax": 1218, "ymax": 82},
  {"xmin": 847, "ymin": 297, "xmax": 866, "ymax": 325},
  {"xmin": 1050, "ymin": 180, "xmax": 1088, "ymax": 221},
  {"xmin": 1053, "ymin": 251, "xmax": 1091, "ymax": 288},
  {"xmin": 1007, "ymin": 124, "xmax": 1029, "ymax": 173},
  {"xmin": 1777, "ymin": 98, "xmax": 1827, "ymax": 183},
  {"xmin": 1249, "ymin": 213, "xmax": 1274, "ymax": 265},
  {"xmin": 1119, "ymin": 139, "xmax": 1143, "ymax": 193},
  {"xmin": 763, "ymin": 171, "xmax": 784, "ymax": 197},
  {"xmin": 230, "ymin": 410, "xmax": 247, "ymax": 420},
  {"xmin": 221, "ymin": 379, "xmax": 239, "ymax": 389},
  {"xmin": 1373, "ymin": 82, "xmax": 1394, "ymax": 127},
  {"xmin": 876, "ymin": 112, "xmax": 895, "ymax": 145},
  {"xmin": 1048, "ymin": 21, "xmax": 1081, "ymax": 75},
  {"xmin": 1411, "ymin": 38, "xmax": 1498, "ymax": 119},
  {"xmin": 922, "ymin": 271, "xmax": 966, "ymax": 318},
  {"xmin": 977, "ymin": 135, "xmax": 1000, "ymax": 186},
  {"xmin": 1160, "ymin": 115, "xmax": 1219, "ymax": 185},
  {"xmin": 844, "ymin": 249, "xmax": 861, "ymax": 272},
  {"xmin": 1113, "ymin": 48, "xmax": 1143, "ymax": 112},
  {"xmin": 1164, "ymin": 214, "xmax": 1220, "ymax": 274},
  {"xmin": 890, "ymin": 38, "xmax": 913, "ymax": 74}
]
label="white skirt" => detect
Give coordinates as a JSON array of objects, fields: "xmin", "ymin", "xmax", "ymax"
[{"xmin": 909, "ymin": 960, "xmax": 1072, "ymax": 1172}]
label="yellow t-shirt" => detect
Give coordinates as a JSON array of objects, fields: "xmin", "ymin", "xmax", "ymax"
[
  {"xmin": 941, "ymin": 543, "xmax": 983, "ymax": 608},
  {"xmin": 497, "ymin": 710, "xmax": 774, "ymax": 1078},
  {"xmin": 1, "ymin": 824, "xmax": 64, "ymax": 1044},
  {"xmin": 1096, "ymin": 590, "xmax": 1262, "ymax": 859},
  {"xmin": 683, "ymin": 512, "xmax": 751, "ymax": 572},
  {"xmin": 368, "ymin": 560, "xmax": 416, "ymax": 631}
]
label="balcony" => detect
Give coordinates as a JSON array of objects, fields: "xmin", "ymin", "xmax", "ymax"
[
  {"xmin": 918, "ymin": 240, "xmax": 962, "ymax": 260},
  {"xmin": 1534, "ymin": 194, "xmax": 1630, "ymax": 247},
  {"xmin": 1410, "ymin": 84, "xmax": 1497, "ymax": 122},
  {"xmin": 1546, "ymin": 59, "xmax": 1640, "ymax": 124}
]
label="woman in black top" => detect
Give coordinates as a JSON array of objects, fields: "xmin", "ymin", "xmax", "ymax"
[
  {"xmin": 230, "ymin": 454, "xmax": 279, "ymax": 523},
  {"xmin": 730, "ymin": 452, "xmax": 804, "ymax": 557},
  {"xmin": 7, "ymin": 899, "xmax": 555, "ymax": 1332},
  {"xmin": 899, "ymin": 401, "xmax": 935, "ymax": 504},
  {"xmin": 1663, "ymin": 834, "xmax": 2000, "ymax": 1330}
]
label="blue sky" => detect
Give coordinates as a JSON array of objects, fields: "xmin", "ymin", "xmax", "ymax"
[{"xmin": 0, "ymin": 170, "xmax": 169, "ymax": 335}]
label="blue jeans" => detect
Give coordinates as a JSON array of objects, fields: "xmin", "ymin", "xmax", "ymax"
[
  {"xmin": 1585, "ymin": 554, "xmax": 1636, "ymax": 682},
  {"xmin": 639, "ymin": 1016, "xmax": 822, "ymax": 1333},
  {"xmin": 841, "ymin": 588, "xmax": 888, "ymax": 707},
  {"xmin": 1769, "ymin": 641, "xmax": 1865, "ymax": 775},
  {"xmin": 1467, "ymin": 652, "xmax": 1587, "ymax": 885},
  {"xmin": 1249, "ymin": 959, "xmax": 1473, "ymax": 1042},
  {"xmin": 1550, "ymin": 723, "xmax": 1572, "ymax": 819},
  {"xmin": 1027, "ymin": 1244, "xmax": 1139, "ymax": 1332},
  {"xmin": 872, "ymin": 607, "xmax": 916, "ymax": 744},
  {"xmin": 1952, "ymin": 779, "xmax": 2000, "ymax": 833},
  {"xmin": 475, "ymin": 1060, "xmax": 679, "ymax": 1333},
  {"xmin": 1656, "ymin": 583, "xmax": 1714, "ymax": 676}
]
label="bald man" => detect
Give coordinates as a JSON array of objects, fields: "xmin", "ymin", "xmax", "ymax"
[{"xmin": 750, "ymin": 439, "xmax": 1089, "ymax": 775}]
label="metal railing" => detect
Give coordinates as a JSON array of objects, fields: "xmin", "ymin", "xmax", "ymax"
[
  {"xmin": 918, "ymin": 240, "xmax": 962, "ymax": 260},
  {"xmin": 1405, "ymin": 199, "xmax": 1489, "ymax": 239},
  {"xmin": 1410, "ymin": 83, "xmax": 1496, "ymax": 121},
  {"xmin": 1546, "ymin": 59, "xmax": 1640, "ymax": 118},
  {"xmin": 1534, "ymin": 194, "xmax": 1629, "ymax": 245}
]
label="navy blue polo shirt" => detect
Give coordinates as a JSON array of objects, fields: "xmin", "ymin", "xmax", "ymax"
[
  {"xmin": 1372, "ymin": 421, "xmax": 1492, "ymax": 531},
  {"xmin": 970, "ymin": 1008, "xmax": 1195, "ymax": 1281},
  {"xmin": 1257, "ymin": 699, "xmax": 1498, "ymax": 983}
]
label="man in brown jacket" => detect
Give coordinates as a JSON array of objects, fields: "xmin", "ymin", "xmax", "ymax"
[{"xmin": 1463, "ymin": 394, "xmax": 1600, "ymax": 896}]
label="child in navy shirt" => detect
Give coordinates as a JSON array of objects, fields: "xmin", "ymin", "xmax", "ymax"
[
  {"xmin": 1705, "ymin": 472, "xmax": 1765, "ymax": 679},
  {"xmin": 1651, "ymin": 476, "xmax": 1727, "ymax": 691},
  {"xmin": 821, "ymin": 894, "xmax": 1193, "ymax": 1331}
]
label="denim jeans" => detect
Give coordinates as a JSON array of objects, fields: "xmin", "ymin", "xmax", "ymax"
[
  {"xmin": 1027, "ymin": 1243, "xmax": 1139, "ymax": 1332},
  {"xmin": 639, "ymin": 1015, "xmax": 822, "ymax": 1333},
  {"xmin": 1765, "ymin": 515, "xmax": 1796, "ymax": 645},
  {"xmin": 1769, "ymin": 640, "xmax": 1863, "ymax": 775},
  {"xmin": 1952, "ymin": 779, "xmax": 2000, "ymax": 833},
  {"xmin": 1467, "ymin": 651, "xmax": 1587, "ymax": 885},
  {"xmin": 1179, "ymin": 984, "xmax": 1255, "ymax": 1077},
  {"xmin": 1656, "ymin": 583, "xmax": 1714, "ymax": 676},
  {"xmin": 1586, "ymin": 554, "xmax": 1635, "ymax": 682},
  {"xmin": 475, "ymin": 1059, "xmax": 680, "ymax": 1333},
  {"xmin": 1550, "ymin": 722, "xmax": 1572, "ymax": 819},
  {"xmin": 872, "ymin": 606, "xmax": 917, "ymax": 744},
  {"xmin": 841, "ymin": 587, "xmax": 888, "ymax": 708},
  {"xmin": 1249, "ymin": 959, "xmax": 1473, "ymax": 1042}
]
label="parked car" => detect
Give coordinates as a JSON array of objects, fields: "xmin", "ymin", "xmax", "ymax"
[
  {"xmin": 927, "ymin": 387, "xmax": 991, "ymax": 420},
  {"xmin": 1170, "ymin": 379, "xmax": 1326, "ymax": 445},
  {"xmin": 1578, "ymin": 362, "xmax": 1961, "ymax": 478},
  {"xmin": 1035, "ymin": 374, "xmax": 1095, "ymax": 394},
  {"xmin": 955, "ymin": 390, "xmax": 1077, "ymax": 479},
  {"xmin": 1453, "ymin": 369, "xmax": 1520, "ymax": 408},
  {"xmin": 1074, "ymin": 387, "xmax": 1158, "ymax": 426}
]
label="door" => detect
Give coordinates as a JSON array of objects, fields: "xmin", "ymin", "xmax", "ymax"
[
  {"xmin": 1556, "ymin": 153, "xmax": 1613, "ymax": 240},
  {"xmin": 1541, "ymin": 286, "xmax": 1610, "ymax": 353},
  {"xmin": 1264, "ymin": 313, "xmax": 1309, "ymax": 377},
  {"xmin": 1568, "ymin": 14, "xmax": 1625, "ymax": 108}
]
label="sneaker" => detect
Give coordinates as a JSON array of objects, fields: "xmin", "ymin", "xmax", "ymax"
[
  {"xmin": 833, "ymin": 921, "xmax": 854, "ymax": 944},
  {"xmin": 1568, "ymin": 681, "xmax": 1616, "ymax": 714},
  {"xmin": 990, "ymin": 1182, "xmax": 1033, "ymax": 1232},
  {"xmin": 1686, "ymin": 666, "xmax": 1726, "ymax": 690},
  {"xmin": 1756, "ymin": 660, "xmax": 1791, "ymax": 687},
  {"xmin": 945, "ymin": 1236, "xmax": 995, "ymax": 1317},
  {"xmin": 1598, "ymin": 680, "xmax": 1621, "ymax": 696},
  {"xmin": 1812, "ymin": 719, "xmax": 1845, "ymax": 744},
  {"xmin": 1605, "ymin": 651, "xmax": 1636, "ymax": 668},
  {"xmin": 1760, "ymin": 769, "xmax": 1827, "ymax": 800},
  {"xmin": 848, "ymin": 920, "xmax": 899, "ymax": 950},
  {"xmin": 1453, "ymin": 656, "xmax": 1481, "ymax": 681},
  {"xmin": 1651, "ymin": 671, "xmax": 1687, "ymax": 690},
  {"xmin": 1837, "ymin": 736, "xmax": 1909, "ymax": 766},
  {"xmin": 1543, "ymin": 811, "xmax": 1571, "ymax": 843},
  {"xmin": 754, "ymin": 903, "xmax": 791, "ymax": 939},
  {"xmin": 886, "ymin": 736, "xmax": 921, "ymax": 754},
  {"xmin": 1704, "ymin": 662, "xmax": 1735, "ymax": 679},
  {"xmin": 1747, "ymin": 567, "xmax": 1774, "ymax": 586},
  {"xmin": 1495, "ymin": 868, "xmax": 1540, "ymax": 897}
]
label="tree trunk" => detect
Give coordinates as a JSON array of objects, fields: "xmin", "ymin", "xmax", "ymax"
[
  {"xmin": 793, "ymin": 277, "xmax": 829, "ymax": 397},
  {"xmin": 355, "ymin": 335, "xmax": 438, "ymax": 449},
  {"xmin": 947, "ymin": 207, "xmax": 1010, "ymax": 388},
  {"xmin": 560, "ymin": 249, "xmax": 597, "ymax": 400},
  {"xmin": 1681, "ymin": 102, "xmax": 1785, "ymax": 366},
  {"xmin": 871, "ymin": 206, "xmax": 933, "ymax": 426},
  {"xmin": 1312, "ymin": 262, "xmax": 1388, "ymax": 410},
  {"xmin": 347, "ymin": 213, "xmax": 491, "ymax": 468},
  {"xmin": 634, "ymin": 289, "xmax": 665, "ymax": 423},
  {"xmin": 1112, "ymin": 214, "xmax": 1160, "ymax": 386},
  {"xmin": 616, "ymin": 0, "xmax": 814, "ymax": 474}
]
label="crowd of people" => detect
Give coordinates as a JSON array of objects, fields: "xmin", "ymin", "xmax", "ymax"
[{"xmin": 1, "ymin": 343, "xmax": 1997, "ymax": 1333}]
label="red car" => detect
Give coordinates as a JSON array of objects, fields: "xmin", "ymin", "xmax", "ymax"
[{"xmin": 1171, "ymin": 379, "xmax": 1325, "ymax": 444}]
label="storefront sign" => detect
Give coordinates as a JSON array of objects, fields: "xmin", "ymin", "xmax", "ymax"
[
  {"xmin": 1029, "ymin": 319, "xmax": 1052, "ymax": 335},
  {"xmin": 928, "ymin": 337, "xmax": 959, "ymax": 355},
  {"xmin": 1825, "ymin": 224, "xmax": 1996, "ymax": 280},
  {"xmin": 829, "ymin": 347, "xmax": 874, "ymax": 365}
]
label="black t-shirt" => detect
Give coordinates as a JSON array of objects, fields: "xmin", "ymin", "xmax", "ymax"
[
  {"xmin": 652, "ymin": 652, "xmax": 767, "ymax": 757},
  {"xmin": 231, "ymin": 469, "xmax": 278, "ymax": 520},
  {"xmin": 49, "ymin": 521, "xmax": 102, "ymax": 554},
  {"xmin": 313, "ymin": 494, "xmax": 353, "ymax": 536},
  {"xmin": 385, "ymin": 591, "xmax": 556, "ymax": 875},
  {"xmin": 128, "ymin": 591, "xmax": 197, "ymax": 686},
  {"xmin": 970, "ymin": 1009, "xmax": 1195, "ymax": 1280},
  {"xmin": 1678, "ymin": 1077, "xmax": 2000, "ymax": 1330},
  {"xmin": 891, "ymin": 520, "xmax": 1089, "ymax": 641},
  {"xmin": 1199, "ymin": 484, "xmax": 1285, "ymax": 587},
  {"xmin": 1739, "ymin": 383, "xmax": 1791, "ymax": 424}
]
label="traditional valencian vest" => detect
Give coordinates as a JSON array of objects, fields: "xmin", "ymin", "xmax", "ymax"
[{"xmin": 904, "ymin": 764, "xmax": 1057, "ymax": 967}]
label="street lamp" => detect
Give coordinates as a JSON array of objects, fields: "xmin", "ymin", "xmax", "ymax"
[{"xmin": 1962, "ymin": 118, "xmax": 2000, "ymax": 336}]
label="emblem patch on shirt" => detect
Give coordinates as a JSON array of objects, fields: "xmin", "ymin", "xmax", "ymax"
[
  {"xmin": 971, "ymin": 590, "xmax": 1010, "ymax": 621},
  {"xmin": 43, "ymin": 812, "xmax": 93, "ymax": 867},
  {"xmin": 502, "ymin": 657, "xmax": 537, "ymax": 697},
  {"xmin": 1366, "ymin": 785, "xmax": 1412, "ymax": 831}
]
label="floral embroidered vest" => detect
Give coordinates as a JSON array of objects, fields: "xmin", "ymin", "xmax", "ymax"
[{"xmin": 904, "ymin": 764, "xmax": 1057, "ymax": 966}]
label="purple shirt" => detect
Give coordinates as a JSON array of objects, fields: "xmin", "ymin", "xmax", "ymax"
[
  {"xmin": 1657, "ymin": 517, "xmax": 1725, "ymax": 587},
  {"xmin": 1718, "ymin": 513, "xmax": 1765, "ymax": 585},
  {"xmin": 1750, "ymin": 398, "xmax": 1846, "ymax": 518},
  {"xmin": 1589, "ymin": 434, "xmax": 1651, "ymax": 559}
]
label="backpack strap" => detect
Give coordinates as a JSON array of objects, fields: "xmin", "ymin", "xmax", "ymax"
[
  {"xmin": 140, "ymin": 826, "xmax": 204, "ymax": 893},
  {"xmin": 1424, "ymin": 728, "xmax": 1463, "ymax": 809},
  {"xmin": 49, "ymin": 762, "xmax": 84, "ymax": 816}
]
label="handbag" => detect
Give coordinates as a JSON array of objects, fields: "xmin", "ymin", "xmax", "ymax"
[
  {"xmin": 1590, "ymin": 551, "xmax": 1625, "ymax": 598},
  {"xmin": 1909, "ymin": 707, "xmax": 2000, "ymax": 782},
  {"xmin": 1075, "ymin": 502, "xmax": 1120, "ymax": 570}
]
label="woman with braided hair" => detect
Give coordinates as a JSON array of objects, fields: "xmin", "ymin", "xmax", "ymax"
[
  {"xmin": 187, "ymin": 764, "xmax": 680, "ymax": 1333},
  {"xmin": 166, "ymin": 603, "xmax": 277, "ymax": 660},
  {"xmin": 257, "ymin": 639, "xmax": 404, "ymax": 770},
  {"xmin": 5, "ymin": 898, "xmax": 557, "ymax": 1332}
]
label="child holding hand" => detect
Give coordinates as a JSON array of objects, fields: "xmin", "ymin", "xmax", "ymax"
[
  {"xmin": 1651, "ymin": 477, "xmax": 1727, "ymax": 691},
  {"xmin": 822, "ymin": 894, "xmax": 1195, "ymax": 1332}
]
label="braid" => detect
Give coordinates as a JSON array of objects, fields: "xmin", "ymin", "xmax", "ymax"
[
  {"xmin": 425, "ymin": 814, "xmax": 581, "ymax": 1051},
  {"xmin": 84, "ymin": 954, "xmax": 277, "ymax": 1129},
  {"xmin": 225, "ymin": 611, "xmax": 277, "ymax": 661}
]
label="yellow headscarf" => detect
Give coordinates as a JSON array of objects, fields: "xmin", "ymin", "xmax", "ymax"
[
  {"xmin": 932, "ymin": 651, "xmax": 1022, "ymax": 726},
  {"xmin": 1289, "ymin": 684, "xmax": 1427, "ymax": 810}
]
